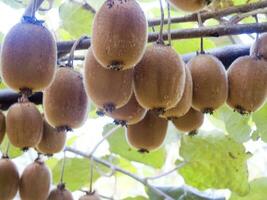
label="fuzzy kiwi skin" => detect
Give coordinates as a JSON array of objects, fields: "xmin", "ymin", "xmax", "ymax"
[
  {"xmin": 227, "ymin": 56, "xmax": 267, "ymax": 114},
  {"xmin": 250, "ymin": 33, "xmax": 267, "ymax": 60},
  {"xmin": 188, "ymin": 54, "xmax": 228, "ymax": 114},
  {"xmin": 105, "ymin": 94, "xmax": 147, "ymax": 125},
  {"xmin": 6, "ymin": 102, "xmax": 43, "ymax": 149},
  {"xmin": 47, "ymin": 184, "xmax": 73, "ymax": 200},
  {"xmin": 172, "ymin": 108, "xmax": 204, "ymax": 132},
  {"xmin": 0, "ymin": 111, "xmax": 6, "ymax": 144},
  {"xmin": 168, "ymin": 0, "xmax": 211, "ymax": 12},
  {"xmin": 19, "ymin": 160, "xmax": 51, "ymax": 200},
  {"xmin": 84, "ymin": 49, "xmax": 133, "ymax": 112},
  {"xmin": 36, "ymin": 118, "xmax": 67, "ymax": 155},
  {"xmin": 162, "ymin": 66, "xmax": 193, "ymax": 119},
  {"xmin": 126, "ymin": 111, "xmax": 168, "ymax": 152},
  {"xmin": 79, "ymin": 193, "xmax": 100, "ymax": 200},
  {"xmin": 44, "ymin": 67, "xmax": 88, "ymax": 129},
  {"xmin": 0, "ymin": 157, "xmax": 19, "ymax": 200},
  {"xmin": 134, "ymin": 44, "xmax": 185, "ymax": 111},
  {"xmin": 92, "ymin": 0, "xmax": 147, "ymax": 70},
  {"xmin": 0, "ymin": 22, "xmax": 56, "ymax": 92}
]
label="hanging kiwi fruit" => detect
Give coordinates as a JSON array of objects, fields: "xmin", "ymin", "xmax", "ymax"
[
  {"xmin": 92, "ymin": 0, "xmax": 147, "ymax": 70},
  {"xmin": 19, "ymin": 158, "xmax": 51, "ymax": 200},
  {"xmin": 36, "ymin": 117, "xmax": 67, "ymax": 156},
  {"xmin": 0, "ymin": 21, "xmax": 56, "ymax": 93},
  {"xmin": 250, "ymin": 33, "xmax": 267, "ymax": 60},
  {"xmin": 47, "ymin": 183, "xmax": 74, "ymax": 200},
  {"xmin": 126, "ymin": 111, "xmax": 168, "ymax": 153},
  {"xmin": 0, "ymin": 111, "xmax": 6, "ymax": 144},
  {"xmin": 134, "ymin": 44, "xmax": 185, "ymax": 113},
  {"xmin": 172, "ymin": 108, "xmax": 204, "ymax": 133},
  {"xmin": 79, "ymin": 192, "xmax": 101, "ymax": 200},
  {"xmin": 43, "ymin": 67, "xmax": 88, "ymax": 130},
  {"xmin": 84, "ymin": 49, "xmax": 133, "ymax": 113},
  {"xmin": 188, "ymin": 54, "xmax": 228, "ymax": 114},
  {"xmin": 105, "ymin": 94, "xmax": 147, "ymax": 126},
  {"xmin": 227, "ymin": 55, "xmax": 267, "ymax": 114},
  {"xmin": 167, "ymin": 0, "xmax": 212, "ymax": 12},
  {"xmin": 6, "ymin": 100, "xmax": 43, "ymax": 150},
  {"xmin": 0, "ymin": 156, "xmax": 19, "ymax": 200},
  {"xmin": 162, "ymin": 66, "xmax": 193, "ymax": 119}
]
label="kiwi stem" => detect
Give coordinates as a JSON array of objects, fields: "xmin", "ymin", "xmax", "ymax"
[
  {"xmin": 24, "ymin": 0, "xmax": 45, "ymax": 17},
  {"xmin": 65, "ymin": 147, "xmax": 175, "ymax": 200},
  {"xmin": 197, "ymin": 12, "xmax": 205, "ymax": 54},
  {"xmin": 60, "ymin": 151, "xmax": 66, "ymax": 184},
  {"xmin": 67, "ymin": 36, "xmax": 89, "ymax": 68},
  {"xmin": 157, "ymin": 0, "xmax": 165, "ymax": 45},
  {"xmin": 253, "ymin": 14, "xmax": 261, "ymax": 58},
  {"xmin": 4, "ymin": 141, "xmax": 10, "ymax": 158},
  {"xmin": 89, "ymin": 157, "xmax": 94, "ymax": 193},
  {"xmin": 166, "ymin": 1, "xmax": 172, "ymax": 46}
]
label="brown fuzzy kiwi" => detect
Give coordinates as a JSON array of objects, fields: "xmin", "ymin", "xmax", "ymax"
[
  {"xmin": 36, "ymin": 118, "xmax": 67, "ymax": 155},
  {"xmin": 227, "ymin": 56, "xmax": 267, "ymax": 114},
  {"xmin": 84, "ymin": 49, "xmax": 133, "ymax": 112},
  {"xmin": 43, "ymin": 67, "xmax": 88, "ymax": 130},
  {"xmin": 188, "ymin": 54, "xmax": 228, "ymax": 114},
  {"xmin": 126, "ymin": 111, "xmax": 168, "ymax": 152},
  {"xmin": 0, "ymin": 157, "xmax": 19, "ymax": 200},
  {"xmin": 47, "ymin": 183, "xmax": 73, "ymax": 200},
  {"xmin": 79, "ymin": 192, "xmax": 100, "ymax": 200},
  {"xmin": 0, "ymin": 111, "xmax": 6, "ymax": 144},
  {"xmin": 19, "ymin": 159, "xmax": 51, "ymax": 200},
  {"xmin": 92, "ymin": 0, "xmax": 147, "ymax": 70},
  {"xmin": 250, "ymin": 33, "xmax": 267, "ymax": 59},
  {"xmin": 105, "ymin": 94, "xmax": 147, "ymax": 125},
  {"xmin": 0, "ymin": 22, "xmax": 56, "ymax": 92},
  {"xmin": 134, "ymin": 44, "xmax": 185, "ymax": 113},
  {"xmin": 168, "ymin": 0, "xmax": 211, "ymax": 12},
  {"xmin": 162, "ymin": 66, "xmax": 193, "ymax": 119},
  {"xmin": 172, "ymin": 108, "xmax": 204, "ymax": 132},
  {"xmin": 6, "ymin": 102, "xmax": 43, "ymax": 149}
]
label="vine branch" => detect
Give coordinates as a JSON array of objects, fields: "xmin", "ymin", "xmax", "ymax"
[
  {"xmin": 148, "ymin": 1, "xmax": 267, "ymax": 26},
  {"xmin": 65, "ymin": 147, "xmax": 175, "ymax": 200}
]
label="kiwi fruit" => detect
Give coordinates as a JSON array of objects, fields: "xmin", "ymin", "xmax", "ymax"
[
  {"xmin": 168, "ymin": 0, "xmax": 211, "ymax": 12},
  {"xmin": 227, "ymin": 56, "xmax": 267, "ymax": 114},
  {"xmin": 36, "ymin": 117, "xmax": 66, "ymax": 155},
  {"xmin": 134, "ymin": 44, "xmax": 185, "ymax": 113},
  {"xmin": 188, "ymin": 54, "xmax": 228, "ymax": 114},
  {"xmin": 84, "ymin": 49, "xmax": 133, "ymax": 112},
  {"xmin": 162, "ymin": 66, "xmax": 193, "ymax": 119},
  {"xmin": 105, "ymin": 93, "xmax": 147, "ymax": 125},
  {"xmin": 126, "ymin": 111, "xmax": 168, "ymax": 152},
  {"xmin": 19, "ymin": 159, "xmax": 51, "ymax": 200},
  {"xmin": 6, "ymin": 102, "xmax": 43, "ymax": 149},
  {"xmin": 0, "ymin": 157, "xmax": 19, "ymax": 200},
  {"xmin": 92, "ymin": 0, "xmax": 147, "ymax": 70},
  {"xmin": 79, "ymin": 192, "xmax": 100, "ymax": 200},
  {"xmin": 0, "ymin": 22, "xmax": 56, "ymax": 92},
  {"xmin": 0, "ymin": 111, "xmax": 6, "ymax": 144},
  {"xmin": 250, "ymin": 33, "xmax": 267, "ymax": 60},
  {"xmin": 47, "ymin": 183, "xmax": 73, "ymax": 200},
  {"xmin": 172, "ymin": 108, "xmax": 204, "ymax": 132},
  {"xmin": 43, "ymin": 67, "xmax": 88, "ymax": 130}
]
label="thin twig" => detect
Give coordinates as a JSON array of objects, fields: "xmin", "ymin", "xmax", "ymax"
[
  {"xmin": 148, "ymin": 1, "xmax": 267, "ymax": 26},
  {"xmin": 60, "ymin": 151, "xmax": 66, "ymax": 184},
  {"xmin": 166, "ymin": 1, "xmax": 172, "ymax": 46},
  {"xmin": 229, "ymin": 7, "xmax": 267, "ymax": 24},
  {"xmin": 65, "ymin": 147, "xmax": 175, "ymax": 200},
  {"xmin": 157, "ymin": 0, "xmax": 165, "ymax": 44},
  {"xmin": 145, "ymin": 162, "xmax": 186, "ymax": 181}
]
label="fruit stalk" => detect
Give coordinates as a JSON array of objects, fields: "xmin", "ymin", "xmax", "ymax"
[{"xmin": 23, "ymin": 0, "xmax": 45, "ymax": 17}]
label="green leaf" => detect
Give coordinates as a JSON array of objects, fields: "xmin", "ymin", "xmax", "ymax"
[
  {"xmin": 104, "ymin": 124, "xmax": 167, "ymax": 169},
  {"xmin": 179, "ymin": 131, "xmax": 249, "ymax": 196},
  {"xmin": 208, "ymin": 105, "xmax": 251, "ymax": 143},
  {"xmin": 1, "ymin": 136, "xmax": 23, "ymax": 159},
  {"xmin": 230, "ymin": 178, "xmax": 267, "ymax": 200},
  {"xmin": 146, "ymin": 186, "xmax": 225, "ymax": 200},
  {"xmin": 252, "ymin": 103, "xmax": 267, "ymax": 142},
  {"xmin": 47, "ymin": 157, "xmax": 100, "ymax": 191},
  {"xmin": 59, "ymin": 1, "xmax": 94, "ymax": 38}
]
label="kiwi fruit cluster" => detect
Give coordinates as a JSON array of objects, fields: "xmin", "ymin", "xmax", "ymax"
[{"xmin": 167, "ymin": 0, "xmax": 212, "ymax": 12}]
